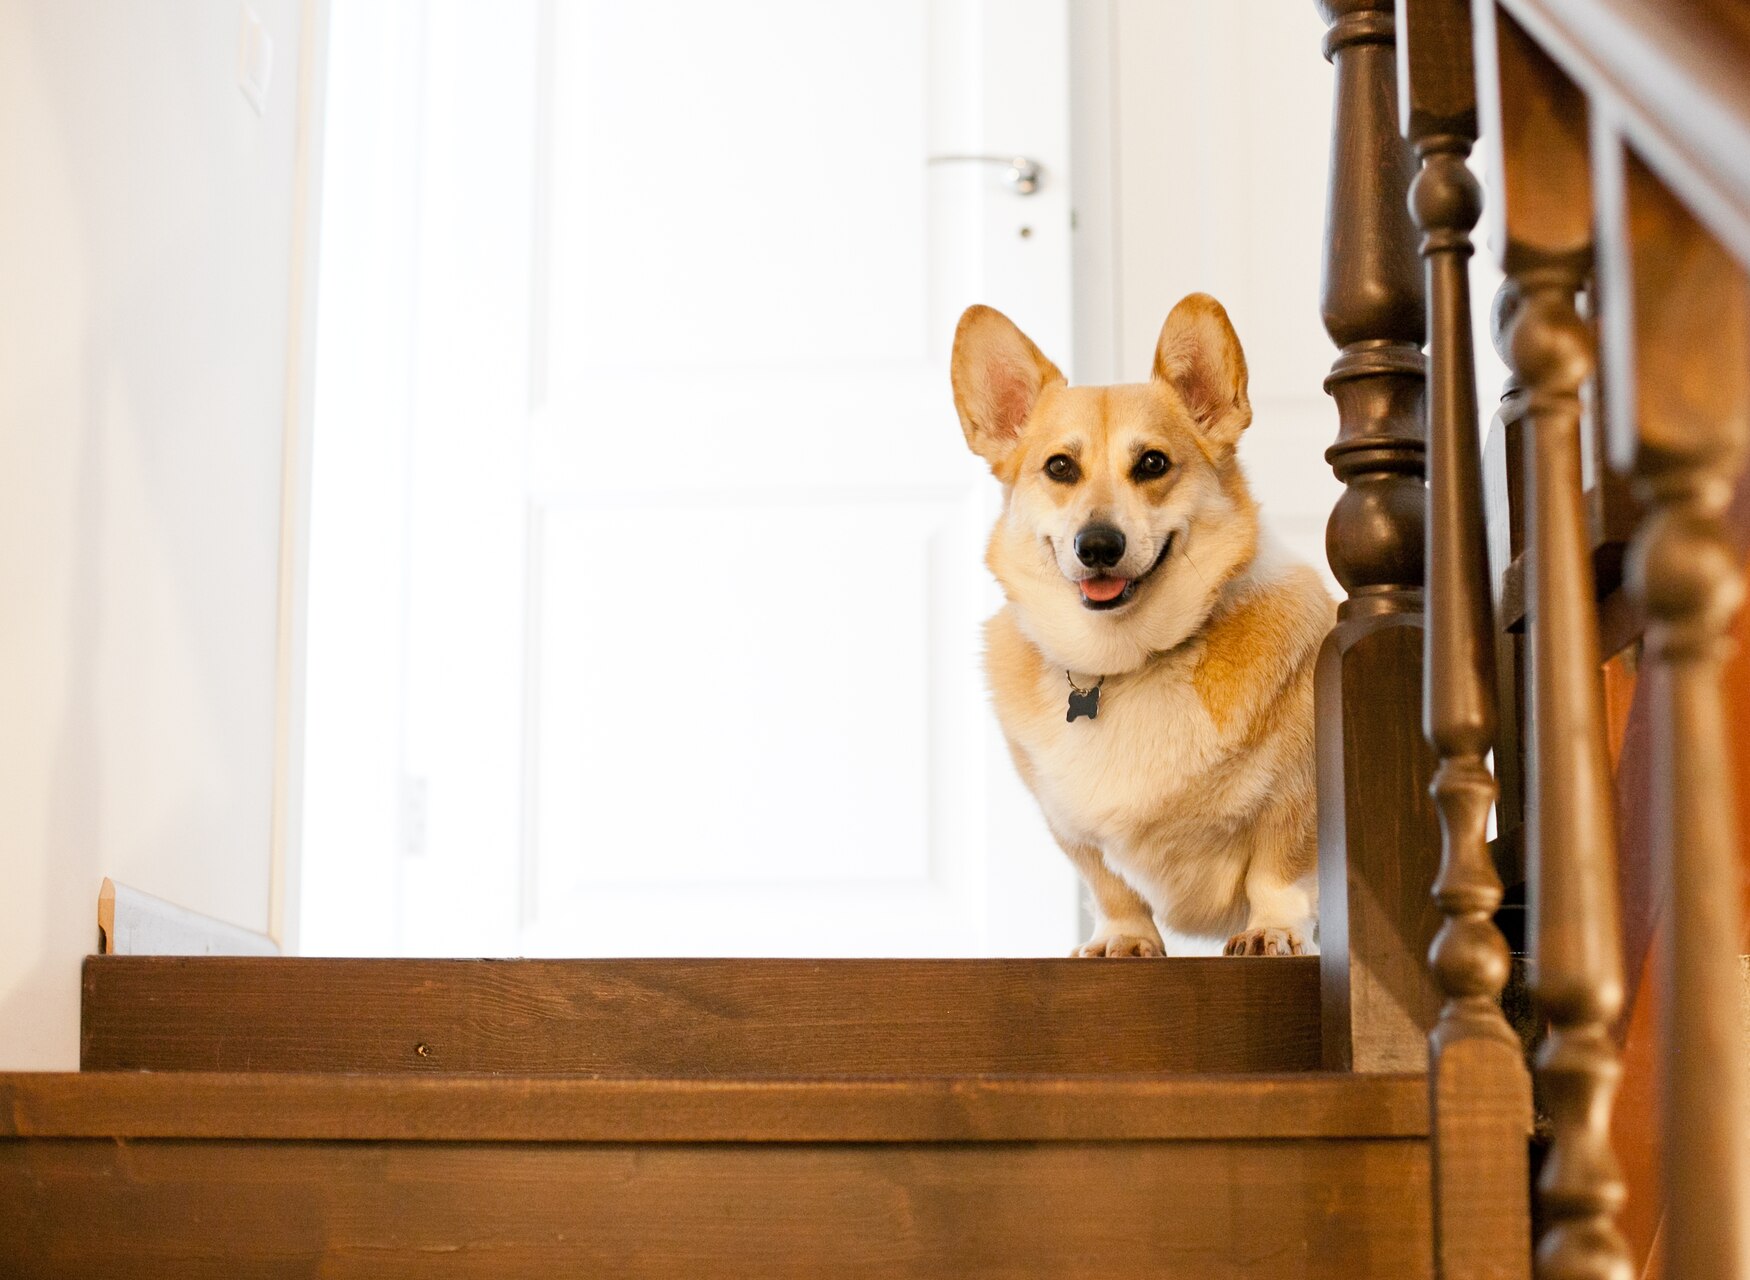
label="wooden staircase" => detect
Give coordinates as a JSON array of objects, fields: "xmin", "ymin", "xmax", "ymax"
[
  {"xmin": 1, "ymin": 957, "xmax": 1432, "ymax": 1278},
  {"xmin": 6, "ymin": 0, "xmax": 1750, "ymax": 1275}
]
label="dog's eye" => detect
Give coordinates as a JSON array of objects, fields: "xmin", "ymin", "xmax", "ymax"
[
  {"xmin": 1045, "ymin": 454, "xmax": 1080, "ymax": 484},
  {"xmin": 1133, "ymin": 450, "xmax": 1171, "ymax": 480}
]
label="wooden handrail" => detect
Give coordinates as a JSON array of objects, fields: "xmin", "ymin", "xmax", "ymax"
[
  {"xmin": 1398, "ymin": 2, "xmax": 1534, "ymax": 1274},
  {"xmin": 1496, "ymin": 0, "xmax": 1750, "ymax": 265}
]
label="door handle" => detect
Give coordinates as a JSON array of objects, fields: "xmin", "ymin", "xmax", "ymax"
[{"xmin": 926, "ymin": 153, "xmax": 1043, "ymax": 196}]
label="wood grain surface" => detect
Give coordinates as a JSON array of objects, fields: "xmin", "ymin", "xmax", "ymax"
[
  {"xmin": 0, "ymin": 1068, "xmax": 1433, "ymax": 1277},
  {"xmin": 0, "ymin": 1070, "xmax": 1429, "ymax": 1143},
  {"xmin": 80, "ymin": 956, "xmax": 1322, "ymax": 1075},
  {"xmin": 0, "ymin": 1136, "xmax": 1433, "ymax": 1280}
]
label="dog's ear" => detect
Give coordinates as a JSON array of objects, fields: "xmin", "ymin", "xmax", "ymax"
[
  {"xmin": 951, "ymin": 305, "xmax": 1064, "ymax": 469},
  {"xmin": 1153, "ymin": 293, "xmax": 1250, "ymax": 452}
]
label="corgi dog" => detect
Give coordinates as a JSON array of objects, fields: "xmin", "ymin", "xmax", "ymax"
[{"xmin": 951, "ymin": 294, "xmax": 1335, "ymax": 958}]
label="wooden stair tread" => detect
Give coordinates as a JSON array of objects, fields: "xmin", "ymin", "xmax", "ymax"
[
  {"xmin": 1, "ymin": 1069, "xmax": 1434, "ymax": 1277},
  {"xmin": 81, "ymin": 955, "xmax": 1322, "ymax": 1075},
  {"xmin": 0, "ymin": 1070, "xmax": 1426, "ymax": 1142}
]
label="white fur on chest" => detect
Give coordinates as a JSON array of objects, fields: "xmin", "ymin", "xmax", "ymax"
[
  {"xmin": 1004, "ymin": 654, "xmax": 1224, "ymax": 843},
  {"xmin": 991, "ymin": 631, "xmax": 1294, "ymax": 937}
]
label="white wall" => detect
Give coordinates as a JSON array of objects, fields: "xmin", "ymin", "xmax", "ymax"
[{"xmin": 0, "ymin": 0, "xmax": 318, "ymax": 1068}]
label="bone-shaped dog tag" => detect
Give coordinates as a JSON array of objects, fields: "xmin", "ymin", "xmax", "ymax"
[{"xmin": 1067, "ymin": 687, "xmax": 1101, "ymax": 722}]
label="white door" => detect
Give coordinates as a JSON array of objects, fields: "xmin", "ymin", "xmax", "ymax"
[{"xmin": 300, "ymin": 0, "xmax": 1080, "ymax": 958}]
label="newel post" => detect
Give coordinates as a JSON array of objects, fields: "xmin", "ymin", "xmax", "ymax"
[
  {"xmin": 1314, "ymin": 0, "xmax": 1444, "ymax": 1072},
  {"xmin": 1399, "ymin": 0, "xmax": 1532, "ymax": 1273}
]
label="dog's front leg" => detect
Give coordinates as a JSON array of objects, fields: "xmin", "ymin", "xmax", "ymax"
[
  {"xmin": 1224, "ymin": 848, "xmax": 1318, "ymax": 958},
  {"xmin": 1221, "ymin": 794, "xmax": 1318, "ymax": 957},
  {"xmin": 1058, "ymin": 839, "xmax": 1165, "ymax": 958}
]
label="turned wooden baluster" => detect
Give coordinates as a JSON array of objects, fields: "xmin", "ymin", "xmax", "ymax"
[
  {"xmin": 1315, "ymin": 0, "xmax": 1444, "ymax": 1074},
  {"xmin": 1398, "ymin": 1, "xmax": 1532, "ymax": 1274},
  {"xmin": 1484, "ymin": 279, "xmax": 1530, "ymax": 889},
  {"xmin": 1476, "ymin": 9, "xmax": 1630, "ymax": 1280},
  {"xmin": 1595, "ymin": 143, "xmax": 1750, "ymax": 1280},
  {"xmin": 1517, "ymin": 227, "xmax": 1631, "ymax": 1280}
]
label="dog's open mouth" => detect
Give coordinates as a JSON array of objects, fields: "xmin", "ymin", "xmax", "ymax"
[
  {"xmin": 1077, "ymin": 532, "xmax": 1176, "ymax": 611},
  {"xmin": 1078, "ymin": 576, "xmax": 1135, "ymax": 609}
]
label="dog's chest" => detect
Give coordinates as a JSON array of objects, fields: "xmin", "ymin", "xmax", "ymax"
[{"xmin": 1002, "ymin": 658, "xmax": 1229, "ymax": 841}]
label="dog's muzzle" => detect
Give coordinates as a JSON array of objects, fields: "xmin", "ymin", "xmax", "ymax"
[{"xmin": 1077, "ymin": 531, "xmax": 1176, "ymax": 611}]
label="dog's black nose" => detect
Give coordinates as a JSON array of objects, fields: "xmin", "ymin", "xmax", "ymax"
[{"xmin": 1074, "ymin": 524, "xmax": 1126, "ymax": 569}]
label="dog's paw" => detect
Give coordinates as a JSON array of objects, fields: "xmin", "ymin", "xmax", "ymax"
[
  {"xmin": 1073, "ymin": 934, "xmax": 1163, "ymax": 958},
  {"xmin": 1223, "ymin": 926, "xmax": 1306, "ymax": 957}
]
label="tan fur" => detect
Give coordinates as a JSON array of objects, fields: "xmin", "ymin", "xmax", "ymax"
[
  {"xmin": 953, "ymin": 295, "xmax": 1336, "ymax": 956},
  {"xmin": 1193, "ymin": 564, "xmax": 1330, "ymax": 732}
]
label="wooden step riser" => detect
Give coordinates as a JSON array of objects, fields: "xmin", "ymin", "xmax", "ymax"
[
  {"xmin": 0, "ymin": 1072, "xmax": 1429, "ymax": 1277},
  {"xmin": 0, "ymin": 1072, "xmax": 1430, "ymax": 1142},
  {"xmin": 81, "ymin": 956, "xmax": 1323, "ymax": 1075},
  {"xmin": 2, "ymin": 1138, "xmax": 1431, "ymax": 1279}
]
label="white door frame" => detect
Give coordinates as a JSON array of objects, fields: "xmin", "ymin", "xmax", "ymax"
[{"xmin": 269, "ymin": 0, "xmax": 331, "ymax": 954}]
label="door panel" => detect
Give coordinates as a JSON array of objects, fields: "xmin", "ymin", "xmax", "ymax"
[
  {"xmin": 304, "ymin": 0, "xmax": 1078, "ymax": 958},
  {"xmin": 546, "ymin": 2, "xmax": 931, "ymax": 373},
  {"xmin": 521, "ymin": 0, "xmax": 1074, "ymax": 956},
  {"xmin": 535, "ymin": 498, "xmax": 941, "ymax": 889}
]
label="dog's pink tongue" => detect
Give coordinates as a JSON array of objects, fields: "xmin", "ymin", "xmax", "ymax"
[{"xmin": 1080, "ymin": 577, "xmax": 1129, "ymax": 603}]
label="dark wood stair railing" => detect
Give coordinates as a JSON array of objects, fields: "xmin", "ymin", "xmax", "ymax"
[
  {"xmin": 1478, "ymin": 11, "xmax": 1634, "ymax": 1278},
  {"xmin": 1596, "ymin": 137, "xmax": 1750, "ymax": 1280},
  {"xmin": 1399, "ymin": 2, "xmax": 1535, "ymax": 1276},
  {"xmin": 1314, "ymin": 0, "xmax": 1445, "ymax": 1076},
  {"xmin": 1466, "ymin": 1, "xmax": 1750, "ymax": 1278}
]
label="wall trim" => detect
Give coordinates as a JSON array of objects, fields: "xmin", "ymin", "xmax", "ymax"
[
  {"xmin": 99, "ymin": 880, "xmax": 281, "ymax": 957},
  {"xmin": 269, "ymin": 0, "xmax": 332, "ymax": 954}
]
